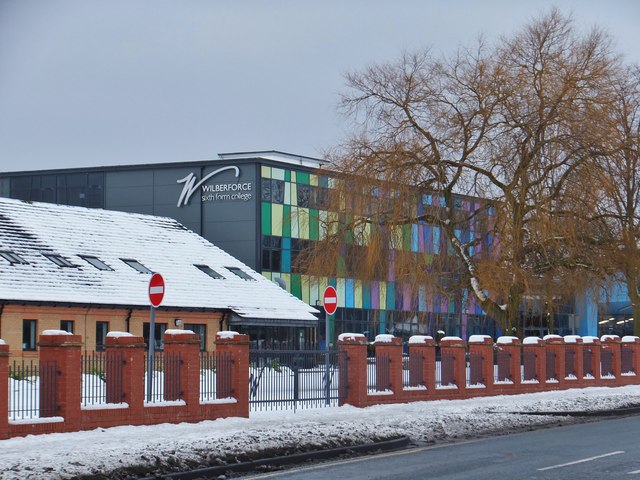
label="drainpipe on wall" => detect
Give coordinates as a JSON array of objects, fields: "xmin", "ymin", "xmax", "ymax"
[
  {"xmin": 0, "ymin": 302, "xmax": 4, "ymax": 338},
  {"xmin": 125, "ymin": 308, "xmax": 132, "ymax": 333}
]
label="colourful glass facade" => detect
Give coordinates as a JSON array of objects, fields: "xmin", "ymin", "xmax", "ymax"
[{"xmin": 259, "ymin": 164, "xmax": 499, "ymax": 342}]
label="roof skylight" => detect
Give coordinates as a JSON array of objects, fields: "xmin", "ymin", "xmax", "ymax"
[
  {"xmin": 44, "ymin": 253, "xmax": 76, "ymax": 268},
  {"xmin": 121, "ymin": 259, "xmax": 152, "ymax": 274},
  {"xmin": 226, "ymin": 266, "xmax": 255, "ymax": 281},
  {"xmin": 0, "ymin": 251, "xmax": 28, "ymax": 265},
  {"xmin": 80, "ymin": 255, "xmax": 113, "ymax": 271},
  {"xmin": 194, "ymin": 264, "xmax": 224, "ymax": 279}
]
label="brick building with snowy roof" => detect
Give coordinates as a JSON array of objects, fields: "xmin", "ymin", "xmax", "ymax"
[{"xmin": 0, "ymin": 197, "xmax": 317, "ymax": 358}]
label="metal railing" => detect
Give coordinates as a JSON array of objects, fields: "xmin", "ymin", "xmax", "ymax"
[
  {"xmin": 144, "ymin": 352, "xmax": 183, "ymax": 403},
  {"xmin": 9, "ymin": 360, "xmax": 57, "ymax": 421},
  {"xmin": 81, "ymin": 351, "xmax": 125, "ymax": 406},
  {"xmin": 495, "ymin": 349, "xmax": 512, "ymax": 382},
  {"xmin": 249, "ymin": 349, "xmax": 345, "ymax": 411},
  {"xmin": 546, "ymin": 350, "xmax": 557, "ymax": 381},
  {"xmin": 584, "ymin": 348, "xmax": 594, "ymax": 377},
  {"xmin": 200, "ymin": 351, "xmax": 234, "ymax": 402},
  {"xmin": 601, "ymin": 349, "xmax": 614, "ymax": 377},
  {"xmin": 368, "ymin": 354, "xmax": 391, "ymax": 393},
  {"xmin": 522, "ymin": 350, "xmax": 537, "ymax": 382},
  {"xmin": 404, "ymin": 351, "xmax": 424, "ymax": 388},
  {"xmin": 621, "ymin": 347, "xmax": 635, "ymax": 375}
]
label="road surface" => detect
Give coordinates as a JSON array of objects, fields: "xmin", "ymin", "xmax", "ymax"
[{"xmin": 247, "ymin": 415, "xmax": 640, "ymax": 479}]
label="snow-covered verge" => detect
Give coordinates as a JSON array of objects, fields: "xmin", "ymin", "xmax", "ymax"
[{"xmin": 1, "ymin": 386, "xmax": 639, "ymax": 480}]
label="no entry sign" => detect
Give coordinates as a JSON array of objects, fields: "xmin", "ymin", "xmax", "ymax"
[
  {"xmin": 148, "ymin": 273, "xmax": 165, "ymax": 308},
  {"xmin": 322, "ymin": 285, "xmax": 338, "ymax": 316}
]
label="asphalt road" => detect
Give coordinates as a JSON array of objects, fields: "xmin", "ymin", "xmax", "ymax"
[{"xmin": 247, "ymin": 415, "xmax": 640, "ymax": 479}]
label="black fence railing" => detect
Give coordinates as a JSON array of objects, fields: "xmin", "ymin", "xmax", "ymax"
[
  {"xmin": 601, "ymin": 349, "xmax": 614, "ymax": 377},
  {"xmin": 144, "ymin": 352, "xmax": 183, "ymax": 403},
  {"xmin": 249, "ymin": 349, "xmax": 345, "ymax": 411},
  {"xmin": 9, "ymin": 360, "xmax": 57, "ymax": 421},
  {"xmin": 546, "ymin": 350, "xmax": 557, "ymax": 381},
  {"xmin": 81, "ymin": 351, "xmax": 125, "ymax": 406},
  {"xmin": 622, "ymin": 347, "xmax": 635, "ymax": 375},
  {"xmin": 199, "ymin": 351, "xmax": 234, "ymax": 402}
]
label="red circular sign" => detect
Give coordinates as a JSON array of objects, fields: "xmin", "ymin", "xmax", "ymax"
[
  {"xmin": 148, "ymin": 273, "xmax": 165, "ymax": 307},
  {"xmin": 323, "ymin": 285, "xmax": 338, "ymax": 316}
]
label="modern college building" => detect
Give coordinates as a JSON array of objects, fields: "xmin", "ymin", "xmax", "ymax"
[{"xmin": 0, "ymin": 151, "xmax": 614, "ymax": 343}]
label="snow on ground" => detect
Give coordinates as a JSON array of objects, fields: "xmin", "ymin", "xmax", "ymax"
[{"xmin": 1, "ymin": 386, "xmax": 639, "ymax": 479}]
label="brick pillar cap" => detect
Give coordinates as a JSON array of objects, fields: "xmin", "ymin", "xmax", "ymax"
[
  {"xmin": 601, "ymin": 334, "xmax": 621, "ymax": 344},
  {"xmin": 496, "ymin": 336, "xmax": 521, "ymax": 346},
  {"xmin": 564, "ymin": 335, "xmax": 583, "ymax": 344},
  {"xmin": 338, "ymin": 333, "xmax": 368, "ymax": 345},
  {"xmin": 543, "ymin": 334, "xmax": 564, "ymax": 345},
  {"xmin": 582, "ymin": 336, "xmax": 601, "ymax": 345},
  {"xmin": 440, "ymin": 336, "xmax": 465, "ymax": 347},
  {"xmin": 106, "ymin": 332, "xmax": 145, "ymax": 347},
  {"xmin": 523, "ymin": 336, "xmax": 545, "ymax": 346},
  {"xmin": 38, "ymin": 331, "xmax": 82, "ymax": 346},
  {"xmin": 373, "ymin": 334, "xmax": 402, "ymax": 346},
  {"xmin": 622, "ymin": 335, "xmax": 640, "ymax": 344},
  {"xmin": 469, "ymin": 335, "xmax": 493, "ymax": 345},
  {"xmin": 408, "ymin": 335, "xmax": 435, "ymax": 346},
  {"xmin": 216, "ymin": 331, "xmax": 249, "ymax": 344},
  {"xmin": 0, "ymin": 341, "xmax": 9, "ymax": 356},
  {"xmin": 164, "ymin": 329, "xmax": 200, "ymax": 344}
]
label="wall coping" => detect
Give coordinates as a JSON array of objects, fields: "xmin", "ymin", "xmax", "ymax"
[{"xmin": 338, "ymin": 333, "xmax": 368, "ymax": 345}]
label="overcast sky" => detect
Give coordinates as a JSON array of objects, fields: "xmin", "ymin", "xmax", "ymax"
[{"xmin": 0, "ymin": 0, "xmax": 638, "ymax": 172}]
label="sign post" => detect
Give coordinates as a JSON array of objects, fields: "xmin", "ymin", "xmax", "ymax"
[
  {"xmin": 322, "ymin": 285, "xmax": 338, "ymax": 405},
  {"xmin": 147, "ymin": 273, "xmax": 165, "ymax": 402}
]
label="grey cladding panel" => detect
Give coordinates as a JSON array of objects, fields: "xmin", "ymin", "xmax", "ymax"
[{"xmin": 213, "ymin": 240, "xmax": 256, "ymax": 269}]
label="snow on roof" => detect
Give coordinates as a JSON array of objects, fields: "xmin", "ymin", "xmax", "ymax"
[{"xmin": 0, "ymin": 198, "xmax": 317, "ymax": 322}]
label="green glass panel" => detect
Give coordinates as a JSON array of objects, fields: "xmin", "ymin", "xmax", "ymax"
[
  {"xmin": 297, "ymin": 171, "xmax": 310, "ymax": 185},
  {"xmin": 337, "ymin": 257, "xmax": 346, "ymax": 277},
  {"xmin": 282, "ymin": 204, "xmax": 291, "ymax": 237},
  {"xmin": 291, "ymin": 274, "xmax": 302, "ymax": 299},
  {"xmin": 309, "ymin": 209, "xmax": 319, "ymax": 240},
  {"xmin": 285, "ymin": 170, "xmax": 291, "ymax": 182},
  {"xmin": 403, "ymin": 224, "xmax": 411, "ymax": 251},
  {"xmin": 319, "ymin": 175, "xmax": 329, "ymax": 188},
  {"xmin": 386, "ymin": 282, "xmax": 395, "ymax": 310},
  {"xmin": 363, "ymin": 282, "xmax": 371, "ymax": 309},
  {"xmin": 261, "ymin": 202, "xmax": 271, "ymax": 235}
]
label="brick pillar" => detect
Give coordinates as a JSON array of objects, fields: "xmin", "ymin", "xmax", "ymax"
[
  {"xmin": 601, "ymin": 335, "xmax": 622, "ymax": 385},
  {"xmin": 215, "ymin": 331, "xmax": 250, "ymax": 418},
  {"xmin": 468, "ymin": 335, "xmax": 494, "ymax": 395},
  {"xmin": 496, "ymin": 336, "xmax": 521, "ymax": 388},
  {"xmin": 337, "ymin": 333, "xmax": 368, "ymax": 407},
  {"xmin": 105, "ymin": 332, "xmax": 145, "ymax": 423},
  {"xmin": 38, "ymin": 331, "xmax": 83, "ymax": 432},
  {"xmin": 440, "ymin": 337, "xmax": 466, "ymax": 391},
  {"xmin": 621, "ymin": 336, "xmax": 640, "ymax": 384},
  {"xmin": 563, "ymin": 336, "xmax": 583, "ymax": 388},
  {"xmin": 522, "ymin": 337, "xmax": 545, "ymax": 390},
  {"xmin": 164, "ymin": 330, "xmax": 201, "ymax": 411},
  {"xmin": 582, "ymin": 337, "xmax": 601, "ymax": 382},
  {"xmin": 408, "ymin": 335, "xmax": 436, "ymax": 392},
  {"xmin": 0, "ymin": 342, "xmax": 9, "ymax": 439},
  {"xmin": 374, "ymin": 335, "xmax": 403, "ymax": 394},
  {"xmin": 543, "ymin": 335, "xmax": 566, "ymax": 389}
]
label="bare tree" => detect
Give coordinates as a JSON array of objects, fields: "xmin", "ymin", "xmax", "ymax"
[
  {"xmin": 591, "ymin": 67, "xmax": 640, "ymax": 335},
  {"xmin": 303, "ymin": 9, "xmax": 622, "ymax": 333}
]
